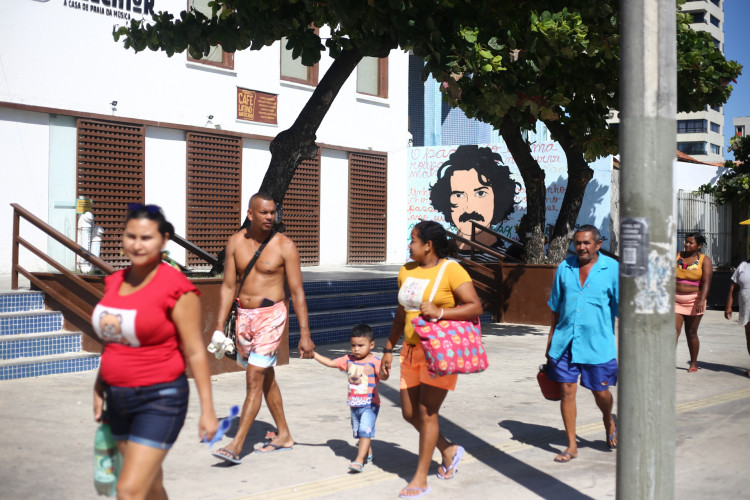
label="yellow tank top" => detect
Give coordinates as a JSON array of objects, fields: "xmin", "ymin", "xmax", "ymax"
[{"xmin": 676, "ymin": 253, "xmax": 704, "ymax": 284}]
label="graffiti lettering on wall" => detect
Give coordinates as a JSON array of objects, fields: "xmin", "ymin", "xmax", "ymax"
[
  {"xmin": 62, "ymin": 0, "xmax": 156, "ymax": 20},
  {"xmin": 407, "ymin": 144, "xmax": 612, "ymax": 258}
]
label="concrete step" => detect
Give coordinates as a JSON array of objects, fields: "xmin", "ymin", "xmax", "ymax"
[{"xmin": 0, "ymin": 351, "xmax": 100, "ymax": 380}]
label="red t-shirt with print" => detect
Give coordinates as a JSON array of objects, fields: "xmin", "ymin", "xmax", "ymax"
[{"xmin": 91, "ymin": 263, "xmax": 199, "ymax": 387}]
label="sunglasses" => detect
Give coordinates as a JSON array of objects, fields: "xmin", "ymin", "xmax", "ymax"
[{"xmin": 127, "ymin": 203, "xmax": 162, "ymax": 214}]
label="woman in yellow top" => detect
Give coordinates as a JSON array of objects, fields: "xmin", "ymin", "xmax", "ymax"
[
  {"xmin": 381, "ymin": 221, "xmax": 482, "ymax": 498},
  {"xmin": 675, "ymin": 233, "xmax": 713, "ymax": 373}
]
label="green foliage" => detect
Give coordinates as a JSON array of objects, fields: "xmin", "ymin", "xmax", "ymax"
[
  {"xmin": 676, "ymin": 10, "xmax": 742, "ymax": 112},
  {"xmin": 698, "ymin": 136, "xmax": 750, "ymax": 205},
  {"xmin": 416, "ymin": 1, "xmax": 741, "ymax": 163}
]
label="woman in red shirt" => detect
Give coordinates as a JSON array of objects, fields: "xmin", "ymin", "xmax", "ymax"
[{"xmin": 92, "ymin": 204, "xmax": 218, "ymax": 498}]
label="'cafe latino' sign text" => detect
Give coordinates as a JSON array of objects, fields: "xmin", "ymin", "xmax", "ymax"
[{"xmin": 237, "ymin": 88, "xmax": 278, "ymax": 125}]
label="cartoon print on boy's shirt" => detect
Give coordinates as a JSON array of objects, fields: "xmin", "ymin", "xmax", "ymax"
[
  {"xmin": 398, "ymin": 277, "xmax": 430, "ymax": 311},
  {"xmin": 346, "ymin": 360, "xmax": 377, "ymax": 407},
  {"xmin": 348, "ymin": 364, "xmax": 369, "ymax": 396},
  {"xmin": 92, "ymin": 305, "xmax": 140, "ymax": 347}
]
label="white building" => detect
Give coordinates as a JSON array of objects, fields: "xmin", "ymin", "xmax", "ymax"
[
  {"xmin": 734, "ymin": 116, "xmax": 750, "ymax": 138},
  {"xmin": 677, "ymin": 0, "xmax": 726, "ymax": 162},
  {"xmin": 0, "ymin": 0, "xmax": 412, "ymax": 277}
]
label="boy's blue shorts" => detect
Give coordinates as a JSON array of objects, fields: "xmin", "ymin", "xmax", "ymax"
[
  {"xmin": 350, "ymin": 405, "xmax": 379, "ymax": 439},
  {"xmin": 548, "ymin": 346, "xmax": 617, "ymax": 392}
]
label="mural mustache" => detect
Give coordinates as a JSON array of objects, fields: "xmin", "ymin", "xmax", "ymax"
[{"xmin": 458, "ymin": 211, "xmax": 486, "ymax": 223}]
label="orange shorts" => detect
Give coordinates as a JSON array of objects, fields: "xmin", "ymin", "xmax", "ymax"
[{"xmin": 399, "ymin": 343, "xmax": 457, "ymax": 391}]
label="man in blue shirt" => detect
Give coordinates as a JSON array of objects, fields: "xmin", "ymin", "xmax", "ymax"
[{"xmin": 546, "ymin": 224, "xmax": 618, "ymax": 463}]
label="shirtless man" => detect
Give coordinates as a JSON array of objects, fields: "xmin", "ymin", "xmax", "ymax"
[{"xmin": 211, "ymin": 193, "xmax": 315, "ymax": 464}]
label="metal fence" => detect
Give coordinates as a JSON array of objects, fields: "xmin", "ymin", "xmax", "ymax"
[{"xmin": 676, "ymin": 190, "xmax": 731, "ymax": 267}]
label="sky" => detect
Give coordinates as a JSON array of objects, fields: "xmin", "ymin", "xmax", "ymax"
[{"xmin": 722, "ymin": 0, "xmax": 749, "ymax": 159}]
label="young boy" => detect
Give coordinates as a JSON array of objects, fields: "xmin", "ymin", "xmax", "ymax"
[{"xmin": 314, "ymin": 324, "xmax": 381, "ymax": 472}]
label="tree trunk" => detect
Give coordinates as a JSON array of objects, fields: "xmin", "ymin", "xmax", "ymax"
[
  {"xmin": 500, "ymin": 117, "xmax": 547, "ymax": 264},
  {"xmin": 545, "ymin": 120, "xmax": 594, "ymax": 265},
  {"xmin": 259, "ymin": 48, "xmax": 365, "ymax": 203}
]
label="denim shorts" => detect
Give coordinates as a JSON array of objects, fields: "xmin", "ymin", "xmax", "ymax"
[
  {"xmin": 548, "ymin": 346, "xmax": 618, "ymax": 392},
  {"xmin": 350, "ymin": 405, "xmax": 379, "ymax": 439},
  {"xmin": 105, "ymin": 374, "xmax": 189, "ymax": 450}
]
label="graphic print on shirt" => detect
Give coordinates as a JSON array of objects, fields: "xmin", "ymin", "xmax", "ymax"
[
  {"xmin": 93, "ymin": 305, "xmax": 140, "ymax": 347},
  {"xmin": 398, "ymin": 277, "xmax": 430, "ymax": 311},
  {"xmin": 346, "ymin": 361, "xmax": 376, "ymax": 407},
  {"xmin": 348, "ymin": 364, "xmax": 369, "ymax": 395}
]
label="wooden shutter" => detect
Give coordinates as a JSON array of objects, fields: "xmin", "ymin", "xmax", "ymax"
[
  {"xmin": 348, "ymin": 152, "xmax": 387, "ymax": 263},
  {"xmin": 282, "ymin": 152, "xmax": 321, "ymax": 265},
  {"xmin": 186, "ymin": 132, "xmax": 242, "ymax": 267},
  {"xmin": 76, "ymin": 118, "xmax": 145, "ymax": 268}
]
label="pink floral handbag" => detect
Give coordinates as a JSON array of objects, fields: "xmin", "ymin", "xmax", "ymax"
[{"xmin": 412, "ymin": 260, "xmax": 489, "ymax": 376}]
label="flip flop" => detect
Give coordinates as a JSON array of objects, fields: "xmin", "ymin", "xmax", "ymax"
[
  {"xmin": 211, "ymin": 447, "xmax": 242, "ymax": 465},
  {"xmin": 398, "ymin": 486, "xmax": 431, "ymax": 498},
  {"xmin": 607, "ymin": 428, "xmax": 618, "ymax": 449},
  {"xmin": 437, "ymin": 445, "xmax": 465, "ymax": 479},
  {"xmin": 366, "ymin": 453, "xmax": 373, "ymax": 464},
  {"xmin": 348, "ymin": 462, "xmax": 364, "ymax": 473},
  {"xmin": 554, "ymin": 451, "xmax": 577, "ymax": 463},
  {"xmin": 255, "ymin": 443, "xmax": 293, "ymax": 453}
]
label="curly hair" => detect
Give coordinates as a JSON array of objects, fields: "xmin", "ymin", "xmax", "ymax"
[{"xmin": 429, "ymin": 145, "xmax": 520, "ymax": 227}]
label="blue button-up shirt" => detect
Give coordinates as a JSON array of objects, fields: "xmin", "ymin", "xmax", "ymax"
[{"xmin": 547, "ymin": 253, "xmax": 619, "ymax": 365}]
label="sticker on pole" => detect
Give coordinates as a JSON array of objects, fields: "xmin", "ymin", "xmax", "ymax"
[{"xmin": 621, "ymin": 217, "xmax": 649, "ymax": 277}]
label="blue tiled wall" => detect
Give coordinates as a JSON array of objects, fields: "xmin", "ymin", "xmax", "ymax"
[
  {"xmin": 1, "ymin": 335, "xmax": 82, "ymax": 360},
  {"xmin": 0, "ymin": 292, "xmax": 44, "ymax": 313},
  {"xmin": 0, "ymin": 356, "xmax": 100, "ymax": 381},
  {"xmin": 0, "ymin": 313, "xmax": 63, "ymax": 336}
]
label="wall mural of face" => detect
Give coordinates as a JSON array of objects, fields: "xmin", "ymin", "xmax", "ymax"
[
  {"xmin": 448, "ymin": 168, "xmax": 496, "ymax": 238},
  {"xmin": 430, "ymin": 145, "xmax": 520, "ymax": 243}
]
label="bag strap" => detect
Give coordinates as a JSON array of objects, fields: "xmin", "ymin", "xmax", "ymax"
[
  {"xmin": 236, "ymin": 231, "xmax": 275, "ymax": 296},
  {"xmin": 426, "ymin": 259, "xmax": 452, "ymax": 303}
]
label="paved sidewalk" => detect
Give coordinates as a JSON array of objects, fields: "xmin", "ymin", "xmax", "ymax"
[{"xmin": 1, "ymin": 310, "xmax": 748, "ymax": 499}]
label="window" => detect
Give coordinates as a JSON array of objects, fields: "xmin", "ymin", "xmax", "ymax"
[
  {"xmin": 77, "ymin": 119, "xmax": 145, "ymax": 268},
  {"xmin": 187, "ymin": 0, "xmax": 234, "ymax": 70},
  {"xmin": 357, "ymin": 56, "xmax": 388, "ymax": 98},
  {"xmin": 677, "ymin": 119, "xmax": 707, "ymax": 133},
  {"xmin": 712, "ymin": 37, "xmax": 721, "ymax": 50},
  {"xmin": 710, "ymin": 0, "xmax": 720, "ymax": 7},
  {"xmin": 185, "ymin": 132, "xmax": 242, "ymax": 267},
  {"xmin": 280, "ymin": 36, "xmax": 319, "ymax": 85},
  {"xmin": 711, "ymin": 104, "xmax": 721, "ymax": 112},
  {"xmin": 677, "ymin": 141, "xmax": 707, "ymax": 156},
  {"xmin": 348, "ymin": 152, "xmax": 387, "ymax": 263},
  {"xmin": 737, "ymin": 125, "xmax": 746, "ymax": 136},
  {"xmin": 710, "ymin": 15, "xmax": 720, "ymax": 28},
  {"xmin": 710, "ymin": 122, "xmax": 720, "ymax": 134},
  {"xmin": 711, "ymin": 143, "xmax": 721, "ymax": 155},
  {"xmin": 688, "ymin": 11, "xmax": 705, "ymax": 23}
]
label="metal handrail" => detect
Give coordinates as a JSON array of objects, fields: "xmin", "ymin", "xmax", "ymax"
[
  {"xmin": 11, "ymin": 203, "xmax": 115, "ymax": 290},
  {"xmin": 469, "ymin": 221, "xmax": 525, "ymax": 252},
  {"xmin": 171, "ymin": 233, "xmax": 218, "ymax": 267}
]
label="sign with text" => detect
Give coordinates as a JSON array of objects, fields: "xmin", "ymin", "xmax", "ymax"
[{"xmin": 237, "ymin": 88, "xmax": 278, "ymax": 124}]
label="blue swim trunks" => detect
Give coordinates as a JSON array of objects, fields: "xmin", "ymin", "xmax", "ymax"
[{"xmin": 548, "ymin": 345, "xmax": 617, "ymax": 392}]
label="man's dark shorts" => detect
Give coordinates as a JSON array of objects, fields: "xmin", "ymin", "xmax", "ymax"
[{"xmin": 548, "ymin": 345, "xmax": 617, "ymax": 392}]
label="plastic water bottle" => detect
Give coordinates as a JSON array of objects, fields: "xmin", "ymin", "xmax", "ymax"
[{"xmin": 94, "ymin": 417, "xmax": 120, "ymax": 497}]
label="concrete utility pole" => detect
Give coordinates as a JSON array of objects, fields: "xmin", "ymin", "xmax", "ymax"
[{"xmin": 617, "ymin": 0, "xmax": 676, "ymax": 499}]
